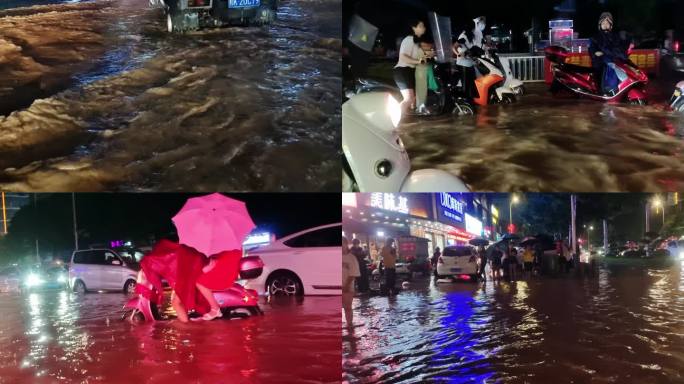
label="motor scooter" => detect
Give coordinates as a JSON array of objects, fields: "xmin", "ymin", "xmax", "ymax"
[
  {"xmin": 671, "ymin": 81, "xmax": 684, "ymax": 112},
  {"xmin": 545, "ymin": 46, "xmax": 648, "ymax": 104},
  {"xmin": 342, "ymin": 91, "xmax": 470, "ymax": 192},
  {"xmin": 122, "ymin": 256, "xmax": 264, "ymax": 322},
  {"xmin": 468, "ymin": 47, "xmax": 520, "ymax": 105}
]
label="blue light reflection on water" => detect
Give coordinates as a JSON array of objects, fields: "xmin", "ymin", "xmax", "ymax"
[{"xmin": 428, "ymin": 290, "xmax": 495, "ymax": 383}]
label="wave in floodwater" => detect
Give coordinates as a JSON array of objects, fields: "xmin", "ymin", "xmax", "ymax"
[
  {"xmin": 400, "ymin": 82, "xmax": 684, "ymax": 192},
  {"xmin": 0, "ymin": 0, "xmax": 341, "ymax": 192},
  {"xmin": 0, "ymin": 292, "xmax": 340, "ymax": 383},
  {"xmin": 343, "ymin": 261, "xmax": 684, "ymax": 383}
]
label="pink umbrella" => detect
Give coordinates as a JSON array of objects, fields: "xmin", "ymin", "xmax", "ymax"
[{"xmin": 172, "ymin": 193, "xmax": 256, "ymax": 256}]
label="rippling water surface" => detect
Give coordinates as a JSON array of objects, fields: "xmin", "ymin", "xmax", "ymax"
[
  {"xmin": 400, "ymin": 84, "xmax": 684, "ymax": 192},
  {"xmin": 0, "ymin": 0, "xmax": 340, "ymax": 191},
  {"xmin": 0, "ymin": 291, "xmax": 340, "ymax": 383},
  {"xmin": 343, "ymin": 260, "xmax": 684, "ymax": 383}
]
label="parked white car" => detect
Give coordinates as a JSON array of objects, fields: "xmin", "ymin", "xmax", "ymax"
[
  {"xmin": 435, "ymin": 245, "xmax": 479, "ymax": 280},
  {"xmin": 68, "ymin": 249, "xmax": 139, "ymax": 294},
  {"xmin": 666, "ymin": 240, "xmax": 684, "ymax": 260},
  {"xmin": 243, "ymin": 223, "xmax": 342, "ymax": 296}
]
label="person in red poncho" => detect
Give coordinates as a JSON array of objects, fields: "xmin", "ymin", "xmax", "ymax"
[{"xmin": 193, "ymin": 249, "xmax": 242, "ymax": 321}]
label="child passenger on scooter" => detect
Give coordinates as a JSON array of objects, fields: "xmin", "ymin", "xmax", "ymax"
[{"xmin": 192, "ymin": 249, "xmax": 242, "ymax": 321}]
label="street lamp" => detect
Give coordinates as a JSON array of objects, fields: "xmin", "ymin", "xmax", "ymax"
[
  {"xmin": 509, "ymin": 194, "xmax": 519, "ymax": 233},
  {"xmin": 653, "ymin": 195, "xmax": 665, "ymax": 227}
]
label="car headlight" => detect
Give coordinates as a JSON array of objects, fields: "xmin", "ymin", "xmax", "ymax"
[
  {"xmin": 57, "ymin": 274, "xmax": 67, "ymax": 283},
  {"xmin": 25, "ymin": 273, "xmax": 43, "ymax": 287},
  {"xmin": 386, "ymin": 94, "xmax": 402, "ymax": 128},
  {"xmin": 679, "ymin": 251, "xmax": 684, "ymax": 260}
]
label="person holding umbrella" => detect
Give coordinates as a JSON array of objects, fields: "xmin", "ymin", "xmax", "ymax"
[
  {"xmin": 469, "ymin": 238, "xmax": 489, "ymax": 282},
  {"xmin": 172, "ymin": 193, "xmax": 256, "ymax": 321}
]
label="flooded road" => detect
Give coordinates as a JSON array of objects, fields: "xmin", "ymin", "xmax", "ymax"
[
  {"xmin": 400, "ymin": 82, "xmax": 684, "ymax": 192},
  {"xmin": 343, "ymin": 261, "xmax": 684, "ymax": 383},
  {"xmin": 0, "ymin": 0, "xmax": 340, "ymax": 191},
  {"xmin": 0, "ymin": 291, "xmax": 340, "ymax": 383}
]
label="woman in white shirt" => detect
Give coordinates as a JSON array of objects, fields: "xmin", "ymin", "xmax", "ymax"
[{"xmin": 394, "ymin": 19, "xmax": 431, "ymax": 114}]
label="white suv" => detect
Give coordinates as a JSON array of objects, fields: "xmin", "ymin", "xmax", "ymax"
[
  {"xmin": 244, "ymin": 223, "xmax": 342, "ymax": 296},
  {"xmin": 69, "ymin": 249, "xmax": 139, "ymax": 294}
]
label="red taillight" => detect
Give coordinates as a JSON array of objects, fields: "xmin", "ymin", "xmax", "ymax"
[
  {"xmin": 437, "ymin": 256, "xmax": 444, "ymax": 264},
  {"xmin": 675, "ymin": 41, "xmax": 680, "ymax": 53},
  {"xmin": 459, "ymin": 274, "xmax": 471, "ymax": 280}
]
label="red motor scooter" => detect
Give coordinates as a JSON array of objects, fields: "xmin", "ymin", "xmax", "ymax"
[
  {"xmin": 122, "ymin": 255, "xmax": 264, "ymax": 322},
  {"xmin": 545, "ymin": 46, "xmax": 648, "ymax": 104}
]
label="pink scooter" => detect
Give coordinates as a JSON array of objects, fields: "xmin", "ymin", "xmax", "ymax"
[{"xmin": 122, "ymin": 256, "xmax": 264, "ymax": 322}]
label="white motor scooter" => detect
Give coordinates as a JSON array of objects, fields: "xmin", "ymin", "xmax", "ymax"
[
  {"xmin": 671, "ymin": 81, "xmax": 684, "ymax": 112},
  {"xmin": 493, "ymin": 52, "xmax": 525, "ymax": 96},
  {"xmin": 342, "ymin": 92, "xmax": 470, "ymax": 192}
]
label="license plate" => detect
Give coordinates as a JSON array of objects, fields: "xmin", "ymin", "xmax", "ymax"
[
  {"xmin": 229, "ymin": 0, "xmax": 260, "ymax": 8},
  {"xmin": 675, "ymin": 89, "xmax": 682, "ymax": 97},
  {"xmin": 450, "ymin": 268, "xmax": 462, "ymax": 272}
]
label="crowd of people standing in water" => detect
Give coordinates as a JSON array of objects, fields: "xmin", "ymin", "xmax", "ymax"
[{"xmin": 343, "ymin": 234, "xmax": 577, "ymax": 328}]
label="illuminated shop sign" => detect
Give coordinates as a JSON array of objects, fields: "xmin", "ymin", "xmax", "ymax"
[
  {"xmin": 491, "ymin": 205, "xmax": 498, "ymax": 224},
  {"xmin": 342, "ymin": 193, "xmax": 357, "ymax": 207},
  {"xmin": 369, "ymin": 193, "xmax": 409, "ymax": 214},
  {"xmin": 465, "ymin": 213, "xmax": 483, "ymax": 236},
  {"xmin": 243, "ymin": 232, "xmax": 272, "ymax": 246},
  {"xmin": 438, "ymin": 193, "xmax": 465, "ymax": 224}
]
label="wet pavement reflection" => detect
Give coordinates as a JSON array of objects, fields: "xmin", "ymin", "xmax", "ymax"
[
  {"xmin": 400, "ymin": 83, "xmax": 684, "ymax": 192},
  {"xmin": 0, "ymin": 291, "xmax": 340, "ymax": 383},
  {"xmin": 0, "ymin": 0, "xmax": 340, "ymax": 191},
  {"xmin": 343, "ymin": 260, "xmax": 684, "ymax": 383}
]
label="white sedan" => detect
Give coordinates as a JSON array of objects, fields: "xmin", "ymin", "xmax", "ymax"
[{"xmin": 243, "ymin": 223, "xmax": 342, "ymax": 296}]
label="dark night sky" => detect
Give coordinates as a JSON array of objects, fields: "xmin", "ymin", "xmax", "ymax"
[
  {"xmin": 344, "ymin": 0, "xmax": 681, "ymax": 49},
  {"xmin": 490, "ymin": 193, "xmax": 650, "ymax": 242},
  {"xmin": 2, "ymin": 193, "xmax": 340, "ymax": 258}
]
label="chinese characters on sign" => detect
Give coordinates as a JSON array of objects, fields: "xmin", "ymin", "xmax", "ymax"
[
  {"xmin": 438, "ymin": 193, "xmax": 465, "ymax": 224},
  {"xmin": 369, "ymin": 193, "xmax": 409, "ymax": 214}
]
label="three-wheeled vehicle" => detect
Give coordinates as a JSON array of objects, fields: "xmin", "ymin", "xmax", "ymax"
[{"xmin": 151, "ymin": 0, "xmax": 278, "ymax": 33}]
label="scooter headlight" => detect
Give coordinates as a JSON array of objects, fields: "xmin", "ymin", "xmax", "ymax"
[
  {"xmin": 679, "ymin": 251, "xmax": 684, "ymax": 260},
  {"xmin": 386, "ymin": 94, "xmax": 402, "ymax": 128}
]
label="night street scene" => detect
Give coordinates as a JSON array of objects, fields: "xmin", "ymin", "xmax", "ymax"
[
  {"xmin": 342, "ymin": 0, "xmax": 684, "ymax": 192},
  {"xmin": 342, "ymin": 192, "xmax": 684, "ymax": 383},
  {"xmin": 0, "ymin": 192, "xmax": 341, "ymax": 383},
  {"xmin": 0, "ymin": 0, "xmax": 340, "ymax": 192}
]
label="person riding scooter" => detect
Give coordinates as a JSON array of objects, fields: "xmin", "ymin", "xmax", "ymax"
[{"xmin": 590, "ymin": 12, "xmax": 629, "ymax": 95}]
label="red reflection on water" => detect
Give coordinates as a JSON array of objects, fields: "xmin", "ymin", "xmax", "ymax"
[{"xmin": 0, "ymin": 291, "xmax": 340, "ymax": 383}]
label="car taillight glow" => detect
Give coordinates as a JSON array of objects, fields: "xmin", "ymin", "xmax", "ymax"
[
  {"xmin": 674, "ymin": 41, "xmax": 680, "ymax": 53},
  {"xmin": 459, "ymin": 274, "xmax": 471, "ymax": 280}
]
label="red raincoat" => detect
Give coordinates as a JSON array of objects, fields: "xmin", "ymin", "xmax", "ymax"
[{"xmin": 138, "ymin": 239, "xmax": 211, "ymax": 315}]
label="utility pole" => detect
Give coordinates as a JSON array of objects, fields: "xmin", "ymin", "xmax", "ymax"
[
  {"xmin": 72, "ymin": 193, "xmax": 79, "ymax": 251},
  {"xmin": 1, "ymin": 192, "xmax": 6, "ymax": 235},
  {"xmin": 34, "ymin": 194, "xmax": 40, "ymax": 263},
  {"xmin": 645, "ymin": 202, "xmax": 650, "ymax": 233},
  {"xmin": 603, "ymin": 219, "xmax": 608, "ymax": 255},
  {"xmin": 571, "ymin": 195, "xmax": 577, "ymax": 257}
]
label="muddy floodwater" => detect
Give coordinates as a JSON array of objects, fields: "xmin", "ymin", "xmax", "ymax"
[
  {"xmin": 399, "ymin": 82, "xmax": 684, "ymax": 192},
  {"xmin": 343, "ymin": 260, "xmax": 684, "ymax": 383},
  {"xmin": 0, "ymin": 291, "xmax": 340, "ymax": 383},
  {"xmin": 0, "ymin": 0, "xmax": 340, "ymax": 191}
]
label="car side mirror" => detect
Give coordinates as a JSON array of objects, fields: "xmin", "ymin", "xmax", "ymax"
[{"xmin": 111, "ymin": 260, "xmax": 121, "ymax": 266}]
